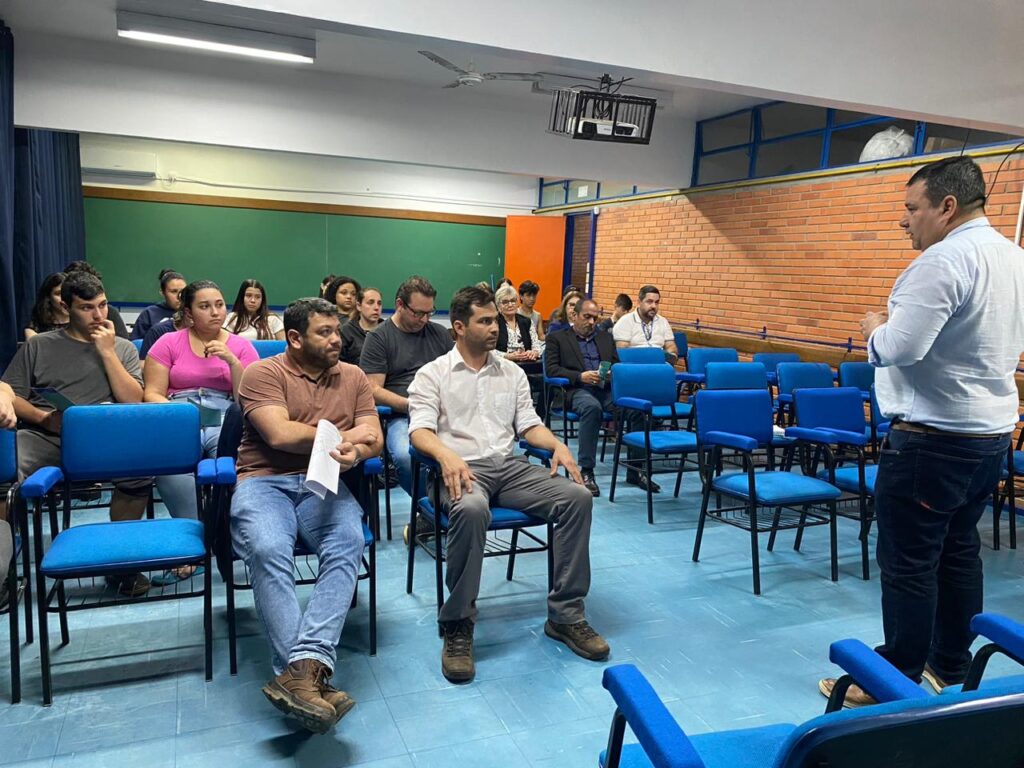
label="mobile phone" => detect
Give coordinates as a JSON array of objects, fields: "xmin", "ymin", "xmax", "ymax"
[
  {"xmin": 31, "ymin": 387, "xmax": 76, "ymax": 411},
  {"xmin": 598, "ymin": 361, "xmax": 612, "ymax": 382}
]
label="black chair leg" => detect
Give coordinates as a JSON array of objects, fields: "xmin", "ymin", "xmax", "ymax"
[
  {"xmin": 766, "ymin": 507, "xmax": 783, "ymax": 551},
  {"xmin": 56, "ymin": 582, "xmax": 70, "ymax": 647},
  {"xmin": 204, "ymin": 554, "xmax": 213, "ymax": 682},
  {"xmin": 506, "ymin": 529, "xmax": 519, "ymax": 581},
  {"xmin": 369, "ymin": 542, "xmax": 377, "ymax": 656},
  {"xmin": 859, "ymin": 494, "xmax": 871, "ymax": 581},
  {"xmin": 1009, "ymin": 468, "xmax": 1017, "ymax": 550},
  {"xmin": 36, "ymin": 566, "xmax": 52, "ymax": 706},
  {"xmin": 829, "ymin": 503, "xmax": 838, "ymax": 582},
  {"xmin": 673, "ymin": 454, "xmax": 685, "ymax": 498},
  {"xmin": 405, "ymin": 495, "xmax": 419, "ymax": 595},
  {"xmin": 749, "ymin": 501, "xmax": 761, "ymax": 595},
  {"xmin": 227, "ymin": 570, "xmax": 238, "ymax": 676},
  {"xmin": 993, "ymin": 487, "xmax": 1001, "ymax": 550},
  {"xmin": 609, "ymin": 433, "xmax": 623, "ymax": 502},
  {"xmin": 645, "ymin": 451, "xmax": 654, "ymax": 525},
  {"xmin": 18, "ymin": 498, "xmax": 33, "ymax": 644},
  {"xmin": 692, "ymin": 486, "xmax": 711, "ymax": 562},
  {"xmin": 8, "ymin": 561, "xmax": 19, "ymax": 704},
  {"xmin": 793, "ymin": 512, "xmax": 808, "ymax": 552}
]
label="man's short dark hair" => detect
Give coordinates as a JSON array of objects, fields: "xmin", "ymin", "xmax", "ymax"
[
  {"xmin": 396, "ymin": 275, "xmax": 437, "ymax": 305},
  {"xmin": 614, "ymin": 293, "xmax": 633, "ymax": 311},
  {"xmin": 61, "ymin": 271, "xmax": 105, "ymax": 306},
  {"xmin": 638, "ymin": 285, "xmax": 660, "ymax": 301},
  {"xmin": 64, "ymin": 260, "xmax": 102, "ymax": 280},
  {"xmin": 450, "ymin": 286, "xmax": 495, "ymax": 327},
  {"xmin": 284, "ymin": 297, "xmax": 340, "ymax": 336},
  {"xmin": 518, "ymin": 280, "xmax": 539, "ymax": 297},
  {"xmin": 908, "ymin": 156, "xmax": 987, "ymax": 212}
]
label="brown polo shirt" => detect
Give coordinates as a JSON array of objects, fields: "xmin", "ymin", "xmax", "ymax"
[{"xmin": 236, "ymin": 353, "xmax": 377, "ymax": 482}]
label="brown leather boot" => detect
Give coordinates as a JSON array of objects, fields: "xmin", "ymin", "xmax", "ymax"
[
  {"xmin": 440, "ymin": 618, "xmax": 476, "ymax": 683},
  {"xmin": 261, "ymin": 659, "xmax": 338, "ymax": 733},
  {"xmin": 312, "ymin": 664, "xmax": 356, "ymax": 721}
]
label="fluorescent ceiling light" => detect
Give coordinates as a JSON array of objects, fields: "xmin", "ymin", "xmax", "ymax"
[{"xmin": 116, "ymin": 11, "xmax": 316, "ymax": 64}]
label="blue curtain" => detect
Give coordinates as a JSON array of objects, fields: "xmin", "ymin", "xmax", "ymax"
[{"xmin": 0, "ymin": 22, "xmax": 15, "ymax": 370}]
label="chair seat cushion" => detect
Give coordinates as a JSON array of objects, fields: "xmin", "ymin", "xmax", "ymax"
[
  {"xmin": 42, "ymin": 519, "xmax": 206, "ymax": 577},
  {"xmin": 622, "ymin": 431, "xmax": 698, "ymax": 453},
  {"xmin": 651, "ymin": 403, "xmax": 692, "ymax": 419},
  {"xmin": 817, "ymin": 465, "xmax": 877, "ymax": 495},
  {"xmin": 712, "ymin": 471, "xmax": 842, "ymax": 505},
  {"xmin": 417, "ymin": 498, "xmax": 546, "ymax": 531},
  {"xmin": 603, "ymin": 723, "xmax": 794, "ymax": 768}
]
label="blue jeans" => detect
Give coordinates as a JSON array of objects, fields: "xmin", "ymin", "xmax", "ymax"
[
  {"xmin": 386, "ymin": 416, "xmax": 427, "ymax": 496},
  {"xmin": 155, "ymin": 390, "xmax": 230, "ymax": 519},
  {"xmin": 873, "ymin": 428, "xmax": 1009, "ymax": 682},
  {"xmin": 230, "ymin": 474, "xmax": 365, "ymax": 675}
]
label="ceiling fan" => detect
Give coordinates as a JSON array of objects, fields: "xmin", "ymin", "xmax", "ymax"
[{"xmin": 418, "ymin": 50, "xmax": 541, "ymax": 88}]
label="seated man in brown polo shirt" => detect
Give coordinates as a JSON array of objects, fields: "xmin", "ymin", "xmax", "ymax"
[{"xmin": 230, "ymin": 297, "xmax": 382, "ymax": 735}]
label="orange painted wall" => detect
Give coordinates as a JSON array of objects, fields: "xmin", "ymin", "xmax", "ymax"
[{"xmin": 504, "ymin": 215, "xmax": 566, "ymax": 318}]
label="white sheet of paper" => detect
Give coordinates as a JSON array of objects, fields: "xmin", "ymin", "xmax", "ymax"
[{"xmin": 305, "ymin": 419, "xmax": 341, "ymax": 499}]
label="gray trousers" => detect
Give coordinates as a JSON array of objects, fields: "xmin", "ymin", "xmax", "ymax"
[{"xmin": 437, "ymin": 454, "xmax": 594, "ymax": 625}]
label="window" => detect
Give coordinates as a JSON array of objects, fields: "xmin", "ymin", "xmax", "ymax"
[
  {"xmin": 828, "ymin": 119, "xmax": 917, "ymax": 167},
  {"xmin": 923, "ymin": 125, "xmax": 1023, "ymax": 154},
  {"xmin": 760, "ymin": 103, "xmax": 826, "ymax": 140},
  {"xmin": 701, "ymin": 111, "xmax": 752, "ymax": 151},
  {"xmin": 568, "ymin": 180, "xmax": 598, "ymax": 202},
  {"xmin": 698, "ymin": 148, "xmax": 751, "ymax": 185},
  {"xmin": 756, "ymin": 135, "xmax": 823, "ymax": 178},
  {"xmin": 540, "ymin": 181, "xmax": 567, "ymax": 207}
]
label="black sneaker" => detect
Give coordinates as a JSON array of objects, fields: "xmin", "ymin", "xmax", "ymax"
[
  {"xmin": 440, "ymin": 618, "xmax": 475, "ymax": 683},
  {"xmin": 580, "ymin": 469, "xmax": 600, "ymax": 497},
  {"xmin": 105, "ymin": 572, "xmax": 151, "ymax": 597},
  {"xmin": 626, "ymin": 471, "xmax": 661, "ymax": 494}
]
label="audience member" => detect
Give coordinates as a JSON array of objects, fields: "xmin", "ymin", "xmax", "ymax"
[
  {"xmin": 131, "ymin": 269, "xmax": 186, "ymax": 340},
  {"xmin": 225, "ymin": 279, "xmax": 286, "ymax": 340},
  {"xmin": 140, "ymin": 309, "xmax": 186, "ymax": 359},
  {"xmin": 359, "ymin": 275, "xmax": 453, "ymax": 495},
  {"xmin": 544, "ymin": 298, "xmax": 619, "ymax": 496},
  {"xmin": 497, "ymin": 277, "xmax": 514, "ymax": 288},
  {"xmin": 494, "ymin": 285, "xmax": 540, "ymax": 362},
  {"xmin": 598, "ymin": 293, "xmax": 632, "ymax": 333},
  {"xmin": 64, "ymin": 261, "xmax": 130, "ymax": 338},
  {"xmin": 613, "ymin": 285, "xmax": 678, "ymax": 363},
  {"xmin": 2, "ymin": 271, "xmax": 151, "ymax": 596},
  {"xmin": 24, "ymin": 272, "xmax": 68, "ymax": 339},
  {"xmin": 232, "ymin": 297, "xmax": 382, "ymax": 734},
  {"xmin": 517, "ymin": 280, "xmax": 545, "ymax": 340},
  {"xmin": 144, "ymin": 280, "xmax": 258, "ymax": 564},
  {"xmin": 474, "ymin": 281, "xmax": 492, "ymax": 292},
  {"xmin": 820, "ymin": 156, "xmax": 1024, "ymax": 706},
  {"xmin": 319, "ymin": 274, "xmax": 336, "ymax": 298},
  {"xmin": 408, "ymin": 285, "xmax": 607, "ymax": 683},
  {"xmin": 325, "ymin": 275, "xmax": 361, "ymax": 322},
  {"xmin": 340, "ymin": 287, "xmax": 382, "ymax": 366},
  {"xmin": 547, "ymin": 290, "xmax": 583, "ymax": 335}
]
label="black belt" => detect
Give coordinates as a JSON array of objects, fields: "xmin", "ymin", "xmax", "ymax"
[{"xmin": 890, "ymin": 420, "xmax": 1008, "ymax": 439}]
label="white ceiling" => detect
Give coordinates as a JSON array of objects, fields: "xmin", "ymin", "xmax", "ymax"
[{"xmin": 1, "ymin": 0, "xmax": 761, "ymax": 119}]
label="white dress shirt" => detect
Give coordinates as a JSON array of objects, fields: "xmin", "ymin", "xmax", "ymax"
[
  {"xmin": 870, "ymin": 217, "xmax": 1024, "ymax": 433},
  {"xmin": 613, "ymin": 311, "xmax": 674, "ymax": 348},
  {"xmin": 408, "ymin": 346, "xmax": 544, "ymax": 462}
]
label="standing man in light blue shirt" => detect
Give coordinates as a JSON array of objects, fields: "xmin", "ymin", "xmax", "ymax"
[{"xmin": 819, "ymin": 156, "xmax": 1024, "ymax": 707}]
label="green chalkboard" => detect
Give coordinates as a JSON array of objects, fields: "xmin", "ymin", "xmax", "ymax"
[{"xmin": 84, "ymin": 197, "xmax": 506, "ymax": 309}]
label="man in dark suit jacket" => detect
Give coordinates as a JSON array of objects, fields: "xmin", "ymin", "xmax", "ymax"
[{"xmin": 544, "ymin": 298, "xmax": 619, "ymax": 496}]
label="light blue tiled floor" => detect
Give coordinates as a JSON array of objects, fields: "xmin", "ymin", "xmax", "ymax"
[{"xmin": 3, "ymin": 455, "xmax": 1023, "ymax": 767}]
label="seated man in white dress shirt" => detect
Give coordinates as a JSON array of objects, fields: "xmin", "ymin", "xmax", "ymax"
[{"xmin": 408, "ymin": 285, "xmax": 609, "ymax": 683}]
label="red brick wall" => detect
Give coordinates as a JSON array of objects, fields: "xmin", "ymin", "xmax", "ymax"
[
  {"xmin": 570, "ymin": 213, "xmax": 592, "ymax": 291},
  {"xmin": 592, "ymin": 156, "xmax": 1024, "ymax": 346}
]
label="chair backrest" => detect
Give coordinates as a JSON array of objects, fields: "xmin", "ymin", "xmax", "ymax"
[
  {"xmin": 752, "ymin": 352, "xmax": 800, "ymax": 373},
  {"xmin": 792, "ymin": 387, "xmax": 866, "ymax": 432},
  {"xmin": 777, "ymin": 362, "xmax": 835, "ymax": 395},
  {"xmin": 777, "ymin": 688, "xmax": 1024, "ymax": 768},
  {"xmin": 686, "ymin": 347, "xmax": 738, "ymax": 377},
  {"xmin": 673, "ymin": 331, "xmax": 688, "ymax": 361},
  {"xmin": 61, "ymin": 403, "xmax": 202, "ymax": 480},
  {"xmin": 705, "ymin": 362, "xmax": 768, "ymax": 391},
  {"xmin": 611, "ymin": 363, "xmax": 678, "ymax": 407},
  {"xmin": 839, "ymin": 361, "xmax": 874, "ymax": 392},
  {"xmin": 252, "ymin": 340, "xmax": 286, "ymax": 359},
  {"xmin": 0, "ymin": 429, "xmax": 15, "ymax": 485},
  {"xmin": 131, "ymin": 339, "xmax": 144, "ymax": 354},
  {"xmin": 617, "ymin": 347, "xmax": 666, "ymax": 364},
  {"xmin": 694, "ymin": 389, "xmax": 774, "ymax": 445}
]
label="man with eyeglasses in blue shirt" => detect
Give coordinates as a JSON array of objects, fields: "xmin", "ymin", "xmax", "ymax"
[{"xmin": 819, "ymin": 156, "xmax": 1024, "ymax": 707}]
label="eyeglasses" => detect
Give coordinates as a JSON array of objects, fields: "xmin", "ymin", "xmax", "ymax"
[
  {"xmin": 402, "ymin": 303, "xmax": 434, "ymax": 320},
  {"xmin": 497, "ymin": 298, "xmax": 518, "ymax": 306}
]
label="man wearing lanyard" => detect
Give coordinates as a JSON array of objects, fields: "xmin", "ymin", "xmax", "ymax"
[
  {"xmin": 819, "ymin": 156, "xmax": 1024, "ymax": 707},
  {"xmin": 612, "ymin": 285, "xmax": 679, "ymax": 492}
]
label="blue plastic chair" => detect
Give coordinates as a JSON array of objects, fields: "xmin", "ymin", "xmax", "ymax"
[
  {"xmin": 540, "ymin": 354, "xmax": 614, "ymax": 454},
  {"xmin": 867, "ymin": 384, "xmax": 890, "ymax": 456},
  {"xmin": 19, "ymin": 403, "xmax": 217, "ymax": 704},
  {"xmin": 211, "ymin": 403, "xmax": 380, "ymax": 672},
  {"xmin": 839, "ymin": 361, "xmax": 874, "ymax": 401},
  {"xmin": 1, "ymin": 429, "xmax": 29, "ymax": 704},
  {"xmin": 678, "ymin": 347, "xmax": 738, "ymax": 386},
  {"xmin": 673, "ymin": 331, "xmax": 688, "ymax": 367},
  {"xmin": 601, "ymin": 653, "xmax": 1024, "ymax": 768},
  {"xmin": 785, "ymin": 387, "xmax": 876, "ymax": 580},
  {"xmin": 776, "ymin": 362, "xmax": 835, "ymax": 425},
  {"xmin": 693, "ymin": 389, "xmax": 841, "ymax": 594},
  {"xmin": 993, "ymin": 415, "xmax": 1022, "ymax": 552},
  {"xmin": 752, "ymin": 351, "xmax": 800, "ymax": 387},
  {"xmin": 251, "ymin": 340, "xmax": 286, "ymax": 359},
  {"xmin": 609, "ymin": 364, "xmax": 698, "ymax": 524},
  {"xmin": 130, "ymin": 338, "xmax": 144, "ymax": 354},
  {"xmin": 617, "ymin": 347, "xmax": 666, "ymax": 364},
  {"xmin": 959, "ymin": 612, "xmax": 1024, "ymax": 692},
  {"xmin": 704, "ymin": 362, "xmax": 769, "ymax": 391},
  {"xmin": 405, "ymin": 445, "xmax": 553, "ymax": 616}
]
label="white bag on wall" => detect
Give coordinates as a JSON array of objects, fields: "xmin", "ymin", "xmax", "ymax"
[{"xmin": 859, "ymin": 126, "xmax": 914, "ymax": 162}]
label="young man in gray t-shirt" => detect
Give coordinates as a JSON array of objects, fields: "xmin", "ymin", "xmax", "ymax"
[
  {"xmin": 2, "ymin": 272, "xmax": 151, "ymax": 595},
  {"xmin": 359, "ymin": 276, "xmax": 453, "ymax": 497}
]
